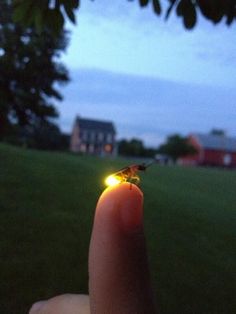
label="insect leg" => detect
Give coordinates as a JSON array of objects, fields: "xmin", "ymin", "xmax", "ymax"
[{"xmin": 131, "ymin": 175, "xmax": 140, "ymax": 186}]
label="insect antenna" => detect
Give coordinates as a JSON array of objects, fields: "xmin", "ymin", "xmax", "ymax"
[{"xmin": 144, "ymin": 160, "xmax": 155, "ymax": 169}]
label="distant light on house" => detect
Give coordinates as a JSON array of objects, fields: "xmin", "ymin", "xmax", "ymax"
[
  {"xmin": 104, "ymin": 144, "xmax": 112, "ymax": 153},
  {"xmin": 0, "ymin": 48, "xmax": 5, "ymax": 57}
]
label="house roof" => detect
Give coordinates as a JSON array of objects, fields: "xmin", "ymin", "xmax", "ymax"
[
  {"xmin": 192, "ymin": 133, "xmax": 236, "ymax": 152},
  {"xmin": 76, "ymin": 116, "xmax": 116, "ymax": 133}
]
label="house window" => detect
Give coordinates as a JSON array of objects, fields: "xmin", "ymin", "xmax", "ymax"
[
  {"xmin": 98, "ymin": 132, "xmax": 104, "ymax": 141},
  {"xmin": 223, "ymin": 154, "xmax": 232, "ymax": 166},
  {"xmin": 80, "ymin": 143, "xmax": 87, "ymax": 153},
  {"xmin": 89, "ymin": 144, "xmax": 94, "ymax": 153},
  {"xmin": 87, "ymin": 132, "xmax": 90, "ymax": 142},
  {"xmin": 90, "ymin": 131, "xmax": 95, "ymax": 142},
  {"xmin": 82, "ymin": 131, "xmax": 87, "ymax": 141},
  {"xmin": 106, "ymin": 133, "xmax": 113, "ymax": 143}
]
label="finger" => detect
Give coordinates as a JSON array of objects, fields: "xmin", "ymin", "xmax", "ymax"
[
  {"xmin": 29, "ymin": 301, "xmax": 47, "ymax": 313},
  {"xmin": 89, "ymin": 182, "xmax": 156, "ymax": 314},
  {"xmin": 29, "ymin": 294, "xmax": 90, "ymax": 314}
]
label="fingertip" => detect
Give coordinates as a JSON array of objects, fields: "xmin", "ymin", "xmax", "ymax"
[
  {"xmin": 29, "ymin": 301, "xmax": 47, "ymax": 313},
  {"xmin": 100, "ymin": 182, "xmax": 143, "ymax": 202},
  {"xmin": 96, "ymin": 182, "xmax": 144, "ymax": 233}
]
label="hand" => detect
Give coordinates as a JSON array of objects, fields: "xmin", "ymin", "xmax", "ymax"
[{"xmin": 29, "ymin": 182, "xmax": 156, "ymax": 314}]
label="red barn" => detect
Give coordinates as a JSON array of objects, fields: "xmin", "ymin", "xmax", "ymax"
[{"xmin": 180, "ymin": 133, "xmax": 236, "ymax": 168}]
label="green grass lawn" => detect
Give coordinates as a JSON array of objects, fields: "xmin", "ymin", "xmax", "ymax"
[{"xmin": 0, "ymin": 143, "xmax": 236, "ymax": 314}]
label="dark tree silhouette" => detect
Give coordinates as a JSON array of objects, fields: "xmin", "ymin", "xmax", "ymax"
[
  {"xmin": 118, "ymin": 138, "xmax": 156, "ymax": 157},
  {"xmin": 0, "ymin": 0, "xmax": 69, "ymax": 138},
  {"xmin": 12, "ymin": 0, "xmax": 236, "ymax": 34},
  {"xmin": 158, "ymin": 134, "xmax": 197, "ymax": 162}
]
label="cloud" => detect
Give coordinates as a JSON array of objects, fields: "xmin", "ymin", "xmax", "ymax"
[
  {"xmin": 57, "ymin": 68, "xmax": 236, "ymax": 146},
  {"xmin": 64, "ymin": 4, "xmax": 236, "ymax": 89}
]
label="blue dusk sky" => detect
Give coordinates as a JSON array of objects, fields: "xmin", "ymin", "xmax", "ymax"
[{"xmin": 57, "ymin": 0, "xmax": 236, "ymax": 146}]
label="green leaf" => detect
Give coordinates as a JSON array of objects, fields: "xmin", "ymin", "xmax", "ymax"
[
  {"xmin": 153, "ymin": 0, "xmax": 161, "ymax": 15},
  {"xmin": 34, "ymin": 10, "xmax": 44, "ymax": 34},
  {"xmin": 139, "ymin": 0, "xmax": 150, "ymax": 7},
  {"xmin": 12, "ymin": 0, "xmax": 33, "ymax": 23},
  {"xmin": 176, "ymin": 0, "xmax": 184, "ymax": 17},
  {"xmin": 64, "ymin": 5, "xmax": 76, "ymax": 23},
  {"xmin": 12, "ymin": 6, "xmax": 26, "ymax": 22},
  {"xmin": 183, "ymin": 5, "xmax": 197, "ymax": 29},
  {"xmin": 177, "ymin": 0, "xmax": 197, "ymax": 29},
  {"xmin": 226, "ymin": 4, "xmax": 236, "ymax": 25},
  {"xmin": 68, "ymin": 0, "xmax": 80, "ymax": 9},
  {"xmin": 165, "ymin": 0, "xmax": 177, "ymax": 20},
  {"xmin": 45, "ymin": 8, "xmax": 65, "ymax": 36},
  {"xmin": 59, "ymin": 0, "xmax": 80, "ymax": 9},
  {"xmin": 197, "ymin": 0, "xmax": 224, "ymax": 24}
]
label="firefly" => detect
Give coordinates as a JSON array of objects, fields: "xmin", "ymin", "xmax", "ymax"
[{"xmin": 104, "ymin": 161, "xmax": 154, "ymax": 187}]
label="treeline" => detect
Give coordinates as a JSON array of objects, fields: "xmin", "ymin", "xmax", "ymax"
[
  {"xmin": 118, "ymin": 138, "xmax": 156, "ymax": 158},
  {"xmin": 118, "ymin": 135, "xmax": 197, "ymax": 161},
  {"xmin": 3, "ymin": 122, "xmax": 70, "ymax": 151},
  {"xmin": 2, "ymin": 130, "xmax": 197, "ymax": 161}
]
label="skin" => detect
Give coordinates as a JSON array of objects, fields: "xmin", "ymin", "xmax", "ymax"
[{"xmin": 29, "ymin": 182, "xmax": 157, "ymax": 314}]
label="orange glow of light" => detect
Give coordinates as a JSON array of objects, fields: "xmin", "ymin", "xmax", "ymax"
[{"xmin": 104, "ymin": 144, "xmax": 112, "ymax": 153}]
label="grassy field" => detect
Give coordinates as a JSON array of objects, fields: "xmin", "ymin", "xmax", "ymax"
[{"xmin": 0, "ymin": 143, "xmax": 236, "ymax": 314}]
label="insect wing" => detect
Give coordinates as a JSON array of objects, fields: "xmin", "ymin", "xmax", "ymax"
[
  {"xmin": 112, "ymin": 164, "xmax": 140, "ymax": 177},
  {"xmin": 112, "ymin": 167, "xmax": 129, "ymax": 178}
]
